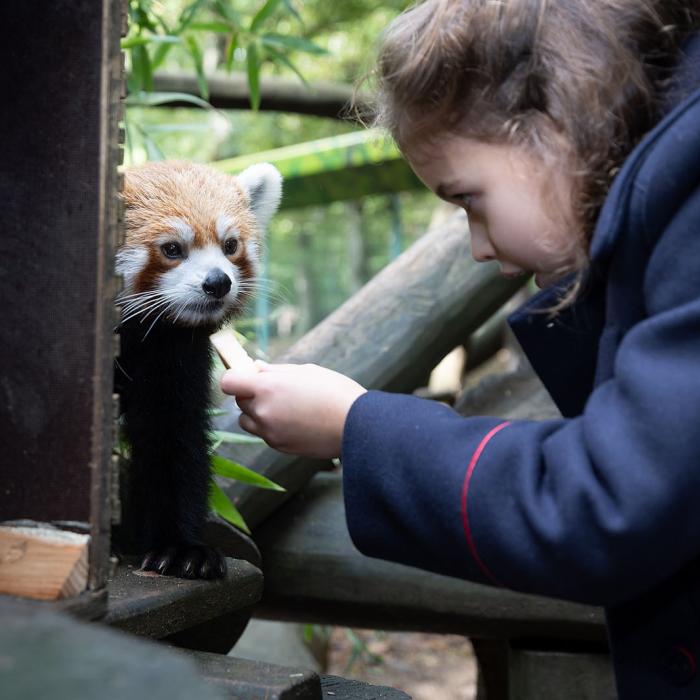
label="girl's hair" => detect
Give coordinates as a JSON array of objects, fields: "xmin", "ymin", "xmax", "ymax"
[{"xmin": 370, "ymin": 0, "xmax": 700, "ymax": 254}]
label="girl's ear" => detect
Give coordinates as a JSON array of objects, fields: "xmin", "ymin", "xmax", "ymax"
[{"xmin": 236, "ymin": 163, "xmax": 283, "ymax": 231}]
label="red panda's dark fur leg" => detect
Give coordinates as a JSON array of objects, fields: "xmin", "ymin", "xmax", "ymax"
[{"xmin": 115, "ymin": 319, "xmax": 226, "ymax": 579}]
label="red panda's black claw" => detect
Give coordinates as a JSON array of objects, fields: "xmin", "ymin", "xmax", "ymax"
[{"xmin": 139, "ymin": 544, "xmax": 226, "ymax": 580}]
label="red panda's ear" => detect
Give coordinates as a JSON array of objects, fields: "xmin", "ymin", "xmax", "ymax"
[{"xmin": 236, "ymin": 163, "xmax": 282, "ymax": 232}]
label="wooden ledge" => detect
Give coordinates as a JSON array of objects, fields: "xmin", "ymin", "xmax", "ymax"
[
  {"xmin": 104, "ymin": 558, "xmax": 262, "ymax": 638},
  {"xmin": 189, "ymin": 651, "xmax": 412, "ymax": 699},
  {"xmin": 253, "ymin": 473, "xmax": 607, "ymax": 646}
]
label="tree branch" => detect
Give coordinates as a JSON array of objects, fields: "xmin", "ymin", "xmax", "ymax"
[{"xmin": 138, "ymin": 72, "xmax": 369, "ymax": 120}]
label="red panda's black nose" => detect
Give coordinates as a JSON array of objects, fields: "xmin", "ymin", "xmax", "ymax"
[{"xmin": 202, "ymin": 269, "xmax": 232, "ymax": 299}]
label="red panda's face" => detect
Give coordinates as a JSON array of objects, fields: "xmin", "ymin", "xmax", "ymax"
[{"xmin": 116, "ymin": 161, "xmax": 281, "ymax": 329}]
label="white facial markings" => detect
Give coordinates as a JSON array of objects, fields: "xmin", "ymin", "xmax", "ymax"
[
  {"xmin": 115, "ymin": 245, "xmax": 149, "ymax": 293},
  {"xmin": 156, "ymin": 243, "xmax": 241, "ymax": 326},
  {"xmin": 246, "ymin": 238, "xmax": 260, "ymax": 272},
  {"xmin": 216, "ymin": 214, "xmax": 238, "ymax": 241},
  {"xmin": 165, "ymin": 217, "xmax": 195, "ymax": 244}
]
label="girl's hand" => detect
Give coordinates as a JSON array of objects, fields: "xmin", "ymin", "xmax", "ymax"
[{"xmin": 220, "ymin": 362, "xmax": 367, "ymax": 460}]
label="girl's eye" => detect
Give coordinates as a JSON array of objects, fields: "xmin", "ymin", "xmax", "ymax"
[
  {"xmin": 224, "ymin": 238, "xmax": 238, "ymax": 255},
  {"xmin": 161, "ymin": 242, "xmax": 184, "ymax": 259}
]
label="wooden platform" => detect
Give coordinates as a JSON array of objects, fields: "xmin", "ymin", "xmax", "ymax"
[
  {"xmin": 104, "ymin": 558, "xmax": 262, "ymax": 638},
  {"xmin": 252, "ymin": 473, "xmax": 606, "ymax": 644}
]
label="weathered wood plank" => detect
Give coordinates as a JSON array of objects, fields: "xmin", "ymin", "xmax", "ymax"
[
  {"xmin": 190, "ymin": 651, "xmax": 322, "ymax": 699},
  {"xmin": 508, "ymin": 649, "xmax": 616, "ymax": 700},
  {"xmin": 252, "ymin": 473, "xmax": 606, "ymax": 644},
  {"xmin": 320, "ymin": 676, "xmax": 411, "ymax": 699},
  {"xmin": 0, "ymin": 598, "xmax": 225, "ymax": 700},
  {"xmin": 218, "ymin": 212, "xmax": 526, "ymax": 531},
  {"xmin": 104, "ymin": 558, "xmax": 262, "ymax": 638},
  {"xmin": 0, "ymin": 525, "xmax": 89, "ymax": 601}
]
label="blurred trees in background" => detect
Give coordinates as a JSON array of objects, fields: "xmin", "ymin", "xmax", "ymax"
[{"xmin": 124, "ymin": 0, "xmax": 438, "ymax": 353}]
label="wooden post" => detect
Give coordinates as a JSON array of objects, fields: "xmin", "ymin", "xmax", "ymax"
[{"xmin": 0, "ymin": 0, "xmax": 123, "ymax": 600}]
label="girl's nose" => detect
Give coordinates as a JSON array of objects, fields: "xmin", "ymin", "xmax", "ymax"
[{"xmin": 470, "ymin": 227, "xmax": 496, "ymax": 263}]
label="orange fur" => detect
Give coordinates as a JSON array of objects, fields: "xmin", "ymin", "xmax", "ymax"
[{"xmin": 121, "ymin": 160, "xmax": 258, "ymax": 294}]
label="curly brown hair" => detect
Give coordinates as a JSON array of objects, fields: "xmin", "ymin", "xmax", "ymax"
[{"xmin": 370, "ymin": 0, "xmax": 700, "ymax": 253}]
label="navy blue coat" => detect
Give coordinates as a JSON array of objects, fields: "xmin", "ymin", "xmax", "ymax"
[{"xmin": 342, "ymin": 37, "xmax": 700, "ymax": 698}]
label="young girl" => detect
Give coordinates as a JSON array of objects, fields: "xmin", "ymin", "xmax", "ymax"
[{"xmin": 222, "ymin": 2, "xmax": 700, "ymax": 696}]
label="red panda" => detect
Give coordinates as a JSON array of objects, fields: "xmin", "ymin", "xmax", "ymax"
[{"xmin": 114, "ymin": 160, "xmax": 281, "ymax": 579}]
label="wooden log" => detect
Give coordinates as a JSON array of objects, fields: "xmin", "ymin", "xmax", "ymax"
[
  {"xmin": 217, "ymin": 211, "xmax": 527, "ymax": 531},
  {"xmin": 252, "ymin": 473, "xmax": 606, "ymax": 644},
  {"xmin": 146, "ymin": 72, "xmax": 364, "ymax": 119},
  {"xmin": 0, "ymin": 525, "xmax": 89, "ymax": 601}
]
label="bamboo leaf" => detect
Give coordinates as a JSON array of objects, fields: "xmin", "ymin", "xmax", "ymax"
[
  {"xmin": 250, "ymin": 0, "xmax": 284, "ymax": 33},
  {"xmin": 151, "ymin": 42, "xmax": 175, "ymax": 71},
  {"xmin": 214, "ymin": 0, "xmax": 242, "ymax": 27},
  {"xmin": 211, "ymin": 430, "xmax": 264, "ymax": 445},
  {"xmin": 225, "ymin": 32, "xmax": 239, "ymax": 73},
  {"xmin": 260, "ymin": 33, "xmax": 326, "ymax": 55},
  {"xmin": 189, "ymin": 21, "xmax": 232, "ymax": 33},
  {"xmin": 126, "ymin": 90, "xmax": 212, "ymax": 109},
  {"xmin": 211, "ymin": 455, "xmax": 286, "ymax": 491},
  {"xmin": 246, "ymin": 42, "xmax": 261, "ymax": 111},
  {"xmin": 185, "ymin": 35, "xmax": 209, "ymax": 100},
  {"xmin": 265, "ymin": 46, "xmax": 308, "ymax": 86},
  {"xmin": 144, "ymin": 122, "xmax": 211, "ymax": 133},
  {"xmin": 133, "ymin": 6, "xmax": 157, "ymax": 33},
  {"xmin": 282, "ymin": 0, "xmax": 302, "ymax": 24},
  {"xmin": 179, "ymin": 0, "xmax": 208, "ymax": 31},
  {"xmin": 131, "ymin": 44, "xmax": 154, "ymax": 92},
  {"xmin": 142, "ymin": 132, "xmax": 165, "ymax": 161},
  {"xmin": 209, "ymin": 481, "xmax": 251, "ymax": 533},
  {"xmin": 121, "ymin": 34, "xmax": 180, "ymax": 49}
]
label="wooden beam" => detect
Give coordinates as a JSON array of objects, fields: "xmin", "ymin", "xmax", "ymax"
[
  {"xmin": 144, "ymin": 71, "xmax": 365, "ymax": 119},
  {"xmin": 212, "ymin": 128, "xmax": 425, "ymax": 209},
  {"xmin": 252, "ymin": 472, "xmax": 607, "ymax": 644}
]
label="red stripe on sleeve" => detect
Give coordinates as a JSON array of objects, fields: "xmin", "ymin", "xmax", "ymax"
[{"xmin": 460, "ymin": 421, "xmax": 511, "ymax": 586}]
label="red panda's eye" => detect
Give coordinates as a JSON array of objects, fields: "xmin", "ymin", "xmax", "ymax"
[
  {"xmin": 224, "ymin": 238, "xmax": 238, "ymax": 255},
  {"xmin": 161, "ymin": 242, "xmax": 183, "ymax": 259}
]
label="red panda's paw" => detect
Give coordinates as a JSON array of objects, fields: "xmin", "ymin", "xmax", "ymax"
[{"xmin": 140, "ymin": 544, "xmax": 227, "ymax": 580}]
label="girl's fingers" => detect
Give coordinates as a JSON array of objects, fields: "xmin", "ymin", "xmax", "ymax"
[
  {"xmin": 255, "ymin": 362, "xmax": 305, "ymax": 373},
  {"xmin": 235, "ymin": 395, "xmax": 251, "ymax": 412},
  {"xmin": 221, "ymin": 368, "xmax": 259, "ymax": 397},
  {"xmin": 238, "ymin": 412, "xmax": 261, "ymax": 437}
]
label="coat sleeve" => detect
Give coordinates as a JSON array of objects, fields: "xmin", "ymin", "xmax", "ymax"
[{"xmin": 341, "ymin": 185, "xmax": 700, "ymax": 607}]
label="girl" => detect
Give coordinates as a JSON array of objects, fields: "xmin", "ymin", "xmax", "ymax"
[{"xmin": 222, "ymin": 1, "xmax": 700, "ymax": 696}]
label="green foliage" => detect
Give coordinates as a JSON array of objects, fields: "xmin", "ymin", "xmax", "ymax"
[
  {"xmin": 123, "ymin": 0, "xmax": 326, "ymax": 106},
  {"xmin": 116, "ymin": 418, "xmax": 284, "ymax": 536},
  {"xmin": 207, "ymin": 428, "xmax": 286, "ymax": 533},
  {"xmin": 209, "ymin": 480, "xmax": 250, "ymax": 533}
]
